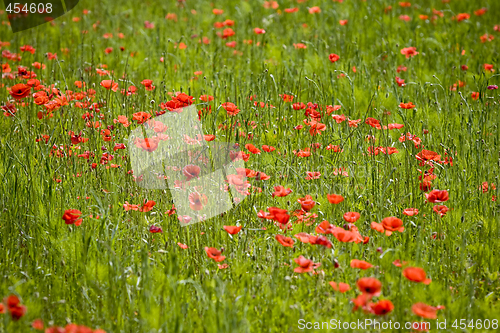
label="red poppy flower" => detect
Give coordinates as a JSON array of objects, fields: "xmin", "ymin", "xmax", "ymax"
[
  {"xmin": 179, "ymin": 215, "xmax": 193, "ymax": 224},
  {"xmin": 272, "ymin": 185, "xmax": 292, "ymax": 197},
  {"xmin": 260, "ymin": 207, "xmax": 290, "ymax": 225},
  {"xmin": 123, "ymin": 202, "xmax": 139, "ymax": 211},
  {"xmin": 297, "ymin": 195, "xmax": 316, "ymax": 211},
  {"xmin": 5, "ymin": 295, "xmax": 26, "ymax": 321},
  {"xmin": 308, "ymin": 121, "xmax": 327, "ymax": 136},
  {"xmin": 100, "ymin": 80, "xmax": 118, "ymax": 92},
  {"xmin": 32, "ymin": 319, "xmax": 44, "ymax": 330},
  {"xmin": 262, "ymin": 145, "xmax": 276, "ymax": 152},
  {"xmin": 333, "ymin": 167, "xmax": 349, "ymax": 177},
  {"xmin": 381, "ymin": 216, "xmax": 404, "ymax": 235},
  {"xmin": 403, "ymin": 208, "xmax": 419, "ymax": 216},
  {"xmin": 20, "ymin": 44, "xmax": 36, "ymax": 54},
  {"xmin": 132, "ymin": 112, "xmax": 151, "ymax": 124},
  {"xmin": 369, "ymin": 300, "xmax": 394, "ymax": 315},
  {"xmin": 332, "ymin": 114, "xmax": 346, "ymax": 124},
  {"xmin": 331, "ymin": 227, "xmax": 356, "ymax": 243},
  {"xmin": 279, "ymin": 94, "xmax": 293, "ymax": 102},
  {"xmin": 425, "ymin": 189, "xmax": 449, "ymax": 203},
  {"xmin": 308, "ymin": 6, "xmax": 321, "ymax": 14},
  {"xmin": 275, "ymin": 234, "xmax": 294, "ymax": 248},
  {"xmin": 484, "ymin": 63, "xmax": 494, "ymax": 72},
  {"xmin": 370, "ymin": 221, "xmax": 385, "ymax": 234},
  {"xmin": 224, "ymin": 225, "xmax": 242, "ymax": 235},
  {"xmin": 177, "ymin": 242, "xmax": 188, "ymax": 249},
  {"xmin": 245, "ymin": 144, "xmax": 261, "ymax": 154},
  {"xmin": 183, "ymin": 164, "xmax": 201, "ymax": 181},
  {"xmin": 134, "ymin": 137, "xmax": 159, "ymax": 152},
  {"xmin": 293, "ymin": 255, "xmax": 321, "ymax": 273},
  {"xmin": 205, "ymin": 247, "xmax": 226, "ymax": 262},
  {"xmin": 293, "ymin": 102, "xmax": 306, "ymax": 110},
  {"xmin": 399, "ymin": 101, "xmax": 416, "ymax": 109},
  {"xmin": 350, "ymin": 259, "xmax": 373, "ymax": 270},
  {"xmin": 2, "ymin": 102, "xmax": 17, "ymax": 117},
  {"xmin": 149, "ymin": 225, "xmax": 163, "ymax": 233},
  {"xmin": 403, "ymin": 267, "xmax": 432, "ymax": 285},
  {"xmin": 351, "ymin": 293, "xmax": 371, "ymax": 312},
  {"xmin": 329, "ymin": 53, "xmax": 340, "ymax": 63},
  {"xmin": 189, "ymin": 192, "xmax": 208, "ymax": 211},
  {"xmin": 308, "ymin": 235, "xmax": 333, "ymax": 248},
  {"xmin": 433, "ymin": 205, "xmax": 449, "ymax": 217},
  {"xmin": 392, "ymin": 259, "xmax": 408, "ymax": 267},
  {"xmin": 293, "ymin": 232, "xmax": 313, "ymax": 243},
  {"xmin": 326, "ymin": 194, "xmax": 344, "ymax": 204},
  {"xmin": 222, "ymin": 102, "xmax": 240, "ymax": 116},
  {"xmin": 388, "ymin": 123, "xmax": 404, "ymax": 130},
  {"xmin": 139, "ymin": 200, "xmax": 156, "ymax": 212},
  {"xmin": 400, "ymin": 47, "xmax": 419, "ymax": 58},
  {"xmin": 316, "ymin": 220, "xmax": 335, "ymax": 234},
  {"xmin": 455, "ymin": 13, "xmax": 470, "ymax": 22},
  {"xmin": 62, "ymin": 209, "xmax": 83, "ymax": 226},
  {"xmin": 293, "ymin": 43, "xmax": 307, "ymax": 49},
  {"xmin": 343, "ymin": 211, "xmax": 360, "ymax": 223},
  {"xmin": 416, "ymin": 149, "xmax": 441, "ymax": 163},
  {"xmin": 365, "ymin": 117, "xmax": 381, "ymax": 129},
  {"xmin": 412, "ymin": 303, "xmax": 445, "ymax": 319},
  {"xmin": 9, "ymin": 83, "xmax": 31, "ymax": 99},
  {"xmin": 329, "ymin": 282, "xmax": 351, "ymax": 293},
  {"xmin": 203, "ymin": 134, "xmax": 215, "ymax": 141},
  {"xmin": 357, "ymin": 277, "xmax": 382, "ymax": 295},
  {"xmin": 305, "ymin": 171, "xmax": 321, "ymax": 180}
]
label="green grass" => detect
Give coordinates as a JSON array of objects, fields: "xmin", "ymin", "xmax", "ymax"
[{"xmin": 0, "ymin": 0, "xmax": 499, "ymax": 332}]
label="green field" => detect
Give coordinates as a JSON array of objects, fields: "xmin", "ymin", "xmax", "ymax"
[{"xmin": 0, "ymin": 0, "xmax": 499, "ymax": 332}]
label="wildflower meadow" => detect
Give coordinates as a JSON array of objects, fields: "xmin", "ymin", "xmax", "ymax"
[{"xmin": 0, "ymin": 0, "xmax": 499, "ymax": 332}]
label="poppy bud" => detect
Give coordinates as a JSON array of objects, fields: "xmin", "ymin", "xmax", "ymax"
[
  {"xmin": 377, "ymin": 247, "xmax": 383, "ymax": 254},
  {"xmin": 333, "ymin": 259, "xmax": 340, "ymax": 268}
]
